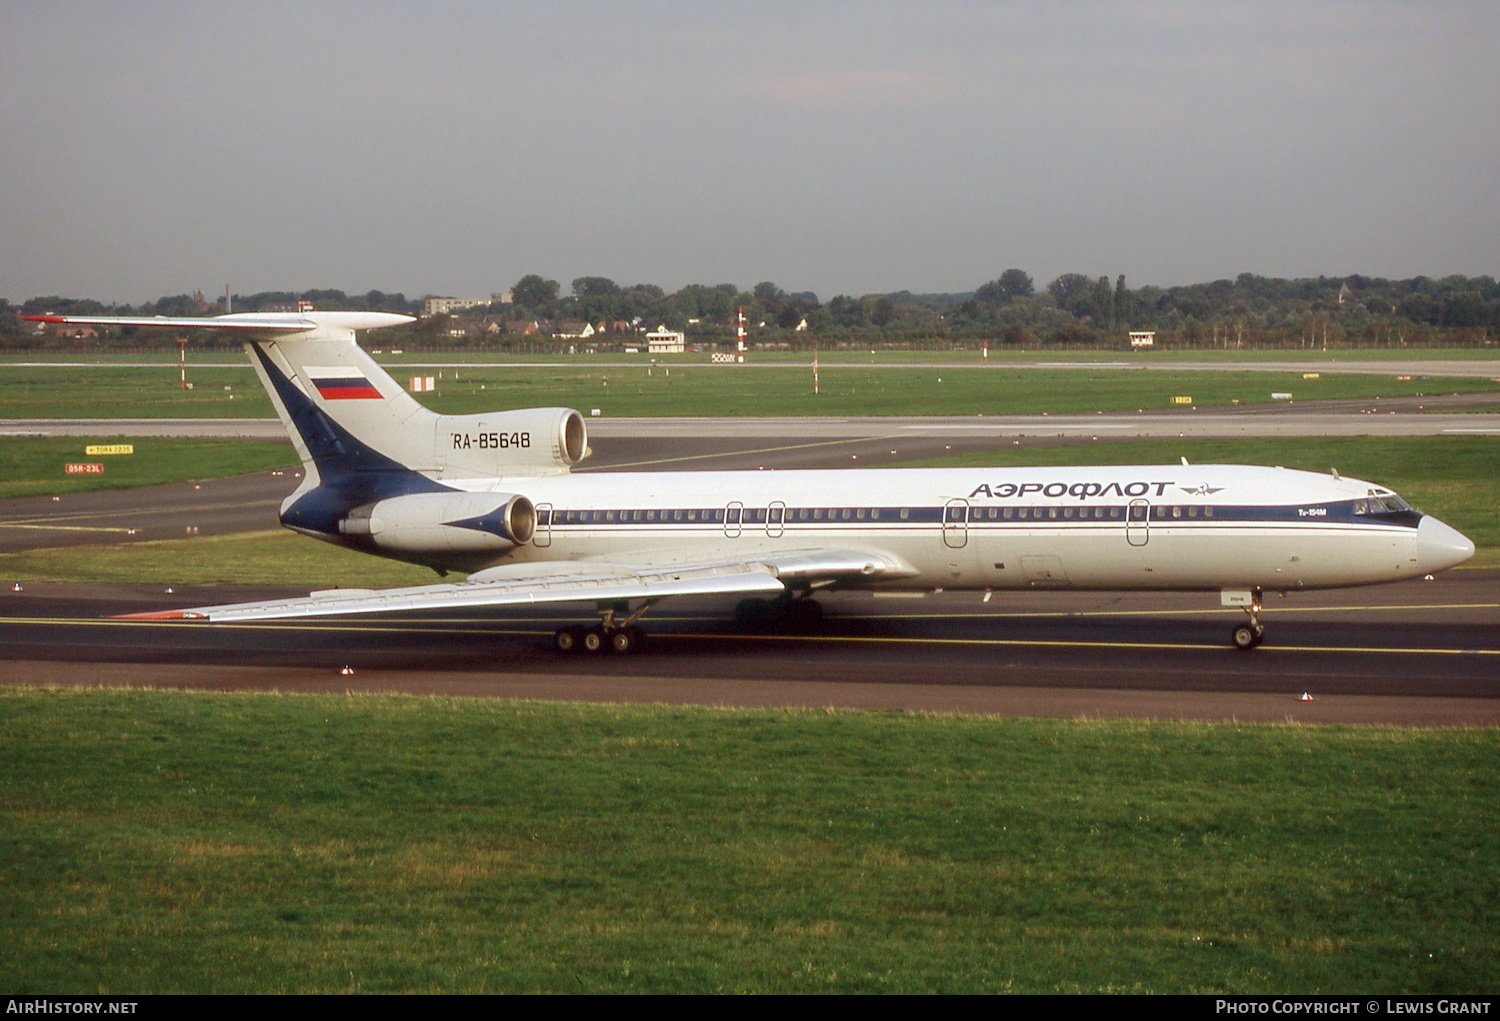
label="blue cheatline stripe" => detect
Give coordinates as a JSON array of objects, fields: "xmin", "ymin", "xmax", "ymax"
[{"xmin": 537, "ymin": 503, "xmax": 1421, "ymax": 531}]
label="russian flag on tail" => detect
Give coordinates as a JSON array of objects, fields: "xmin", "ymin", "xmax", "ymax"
[{"xmin": 306, "ymin": 366, "xmax": 383, "ymax": 400}]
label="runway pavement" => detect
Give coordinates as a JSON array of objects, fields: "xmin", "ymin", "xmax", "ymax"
[
  {"xmin": 1, "ymin": 574, "xmax": 1496, "ymax": 725},
  {"xmin": 4, "ymin": 389, "xmax": 1499, "ymax": 446}
]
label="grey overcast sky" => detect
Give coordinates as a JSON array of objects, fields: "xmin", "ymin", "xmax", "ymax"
[{"xmin": 3, "ymin": 0, "xmax": 1497, "ymax": 304}]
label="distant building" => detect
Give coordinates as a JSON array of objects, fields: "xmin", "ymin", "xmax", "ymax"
[
  {"xmin": 35, "ymin": 323, "xmax": 98, "ymax": 339},
  {"xmin": 646, "ymin": 324, "xmax": 685, "ymax": 354},
  {"xmin": 422, "ymin": 296, "xmax": 493, "ymax": 317},
  {"xmin": 1129, "ymin": 331, "xmax": 1156, "ymax": 349}
]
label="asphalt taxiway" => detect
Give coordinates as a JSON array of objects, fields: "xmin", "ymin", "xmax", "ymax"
[
  {"xmin": 2, "ymin": 575, "xmax": 1496, "ymax": 725},
  {"xmin": 5, "ymin": 389, "xmax": 1500, "ymax": 447}
]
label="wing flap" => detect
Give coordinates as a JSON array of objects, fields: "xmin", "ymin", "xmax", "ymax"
[
  {"xmin": 111, "ymin": 546, "xmax": 919, "ymax": 624},
  {"xmin": 113, "ymin": 561, "xmax": 787, "ymax": 623}
]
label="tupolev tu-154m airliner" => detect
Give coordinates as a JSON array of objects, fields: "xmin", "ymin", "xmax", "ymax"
[{"xmin": 25, "ymin": 310, "xmax": 1475, "ymax": 653}]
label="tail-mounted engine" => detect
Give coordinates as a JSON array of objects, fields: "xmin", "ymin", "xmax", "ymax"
[
  {"xmin": 336, "ymin": 491, "xmax": 535, "ymax": 554},
  {"xmin": 438, "ymin": 407, "xmax": 588, "ymax": 478}
]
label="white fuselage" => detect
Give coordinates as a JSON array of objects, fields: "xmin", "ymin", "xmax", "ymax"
[{"xmin": 424, "ymin": 462, "xmax": 1464, "ymax": 593}]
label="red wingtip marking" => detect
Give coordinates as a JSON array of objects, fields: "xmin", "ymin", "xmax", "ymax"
[{"xmin": 21, "ymin": 314, "xmax": 67, "ymax": 323}]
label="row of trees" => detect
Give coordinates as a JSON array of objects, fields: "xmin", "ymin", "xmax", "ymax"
[{"xmin": 5, "ymin": 270, "xmax": 1498, "ymax": 350}]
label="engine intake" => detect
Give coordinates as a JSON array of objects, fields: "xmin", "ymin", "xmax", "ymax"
[{"xmin": 439, "ymin": 407, "xmax": 589, "ymax": 476}]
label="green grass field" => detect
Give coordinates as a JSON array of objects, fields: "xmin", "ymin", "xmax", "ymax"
[
  {"xmin": 0, "ymin": 364, "xmax": 270, "ymax": 417},
  {"xmin": 1, "ymin": 689, "xmax": 1494, "ymax": 994},
  {"xmin": 405, "ymin": 366, "xmax": 1500, "ymax": 419},
  {"xmin": 2, "ymin": 361, "xmax": 1495, "ymax": 418},
  {"xmin": 379, "ymin": 346, "xmax": 1500, "ymax": 365},
  {"xmin": 0, "ymin": 437, "xmax": 294, "ymax": 500},
  {"xmin": 0, "ymin": 529, "xmax": 438, "ymax": 587},
  {"xmin": 6, "ymin": 346, "xmax": 1496, "ymax": 365}
]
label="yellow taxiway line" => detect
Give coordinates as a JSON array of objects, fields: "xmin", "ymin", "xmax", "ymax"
[
  {"xmin": 0, "ymin": 523, "xmax": 139, "ymax": 534},
  {"xmin": 5, "ymin": 614, "xmax": 1494, "ymax": 658}
]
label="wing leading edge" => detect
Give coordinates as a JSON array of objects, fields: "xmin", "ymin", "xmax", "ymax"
[
  {"xmin": 21, "ymin": 311, "xmax": 414, "ymax": 334},
  {"xmin": 114, "ymin": 547, "xmax": 917, "ymax": 623}
]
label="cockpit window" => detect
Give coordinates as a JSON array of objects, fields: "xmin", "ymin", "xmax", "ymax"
[{"xmin": 1357, "ymin": 492, "xmax": 1416, "ymax": 516}]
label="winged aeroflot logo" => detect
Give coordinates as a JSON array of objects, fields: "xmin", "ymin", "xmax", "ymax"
[{"xmin": 1179, "ymin": 484, "xmax": 1225, "ymax": 496}]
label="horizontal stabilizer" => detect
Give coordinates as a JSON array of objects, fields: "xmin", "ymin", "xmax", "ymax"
[{"xmin": 21, "ymin": 311, "xmax": 413, "ymax": 334}]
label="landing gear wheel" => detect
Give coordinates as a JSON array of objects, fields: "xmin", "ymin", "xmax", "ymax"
[
  {"xmin": 608, "ymin": 626, "xmax": 644, "ymax": 655},
  {"xmin": 554, "ymin": 626, "xmax": 588, "ymax": 654},
  {"xmin": 735, "ymin": 597, "xmax": 775, "ymax": 628},
  {"xmin": 557, "ymin": 599, "xmax": 659, "ymax": 657},
  {"xmin": 786, "ymin": 598, "xmax": 824, "ymax": 630},
  {"xmin": 1232, "ymin": 623, "xmax": 1265, "ymax": 650}
]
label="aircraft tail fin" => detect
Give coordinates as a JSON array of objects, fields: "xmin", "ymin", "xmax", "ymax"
[{"xmin": 22, "ymin": 311, "xmax": 589, "ymax": 491}]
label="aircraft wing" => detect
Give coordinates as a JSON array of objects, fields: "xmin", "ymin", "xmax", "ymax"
[{"xmin": 114, "ymin": 547, "xmax": 917, "ymax": 623}]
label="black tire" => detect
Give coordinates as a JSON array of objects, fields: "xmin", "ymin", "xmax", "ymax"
[
  {"xmin": 582, "ymin": 627, "xmax": 606, "ymax": 654},
  {"xmin": 555, "ymin": 626, "xmax": 585, "ymax": 654},
  {"xmin": 786, "ymin": 599, "xmax": 824, "ymax": 630},
  {"xmin": 1232, "ymin": 624, "xmax": 1260, "ymax": 650},
  {"xmin": 608, "ymin": 627, "xmax": 643, "ymax": 655},
  {"xmin": 735, "ymin": 597, "xmax": 774, "ymax": 628}
]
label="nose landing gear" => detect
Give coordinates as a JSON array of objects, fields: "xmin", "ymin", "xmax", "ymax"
[{"xmin": 1231, "ymin": 589, "xmax": 1265, "ymax": 650}]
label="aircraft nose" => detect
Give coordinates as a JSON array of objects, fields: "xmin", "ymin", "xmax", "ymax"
[{"xmin": 1416, "ymin": 516, "xmax": 1475, "ymax": 574}]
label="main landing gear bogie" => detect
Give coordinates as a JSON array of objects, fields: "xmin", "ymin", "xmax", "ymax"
[
  {"xmin": 734, "ymin": 594, "xmax": 824, "ymax": 631},
  {"xmin": 554, "ymin": 623, "xmax": 646, "ymax": 656},
  {"xmin": 554, "ymin": 599, "xmax": 654, "ymax": 656},
  {"xmin": 553, "ymin": 592, "xmax": 827, "ymax": 655}
]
